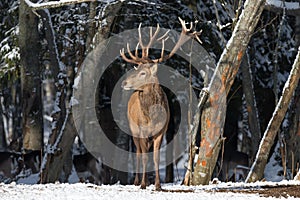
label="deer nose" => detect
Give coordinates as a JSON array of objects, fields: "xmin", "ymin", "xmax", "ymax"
[{"xmin": 121, "ymin": 80, "xmax": 127, "ymax": 88}]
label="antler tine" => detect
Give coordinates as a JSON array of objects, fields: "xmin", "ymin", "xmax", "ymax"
[
  {"xmin": 119, "ymin": 43, "xmax": 142, "ymax": 65},
  {"xmin": 120, "ymin": 48, "xmax": 138, "ymax": 64},
  {"xmin": 194, "ymin": 29, "xmax": 203, "ymax": 44},
  {"xmin": 127, "ymin": 43, "xmax": 137, "ymax": 60},
  {"xmin": 150, "ymin": 26, "xmax": 153, "ymax": 38},
  {"xmin": 135, "ymin": 42, "xmax": 139, "ymax": 58},
  {"xmin": 138, "ymin": 23, "xmax": 144, "ymax": 48},
  {"xmin": 178, "ymin": 17, "xmax": 188, "ymax": 33},
  {"xmin": 154, "ymin": 17, "xmax": 198, "ymax": 63},
  {"xmin": 179, "ymin": 17, "xmax": 202, "ymax": 40},
  {"xmin": 157, "ymin": 30, "xmax": 170, "ymax": 41},
  {"xmin": 187, "ymin": 21, "xmax": 193, "ymax": 32},
  {"xmin": 138, "ymin": 23, "xmax": 161, "ymax": 59},
  {"xmin": 146, "ymin": 24, "xmax": 160, "ymax": 48},
  {"xmin": 160, "ymin": 38, "xmax": 165, "ymax": 60}
]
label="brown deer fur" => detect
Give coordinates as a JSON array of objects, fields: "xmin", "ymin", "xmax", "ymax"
[{"xmin": 122, "ymin": 63, "xmax": 169, "ymax": 190}]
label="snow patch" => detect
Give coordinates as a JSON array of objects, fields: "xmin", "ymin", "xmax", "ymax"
[{"xmin": 0, "ymin": 181, "xmax": 300, "ymax": 200}]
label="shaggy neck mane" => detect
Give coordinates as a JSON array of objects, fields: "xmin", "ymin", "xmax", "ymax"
[{"xmin": 137, "ymin": 83, "xmax": 165, "ymax": 117}]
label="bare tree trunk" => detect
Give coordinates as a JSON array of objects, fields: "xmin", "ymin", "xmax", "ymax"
[
  {"xmin": 0, "ymin": 104, "xmax": 7, "ymax": 150},
  {"xmin": 192, "ymin": 0, "xmax": 266, "ymax": 185},
  {"xmin": 40, "ymin": 1, "xmax": 124, "ymax": 183},
  {"xmin": 241, "ymin": 53, "xmax": 261, "ymax": 158},
  {"xmin": 19, "ymin": 0, "xmax": 43, "ymax": 152},
  {"xmin": 85, "ymin": 1, "xmax": 97, "ymax": 54},
  {"xmin": 40, "ymin": 112, "xmax": 77, "ymax": 183},
  {"xmin": 94, "ymin": 1, "xmax": 123, "ymax": 44},
  {"xmin": 246, "ymin": 47, "xmax": 300, "ymax": 183},
  {"xmin": 38, "ymin": 8, "xmax": 70, "ymax": 183}
]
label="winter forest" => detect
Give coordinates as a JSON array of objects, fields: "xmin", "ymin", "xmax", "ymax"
[{"xmin": 0, "ymin": 0, "xmax": 300, "ymax": 198}]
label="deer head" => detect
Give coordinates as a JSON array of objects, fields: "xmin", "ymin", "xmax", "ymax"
[{"xmin": 121, "ymin": 63, "xmax": 158, "ymax": 90}]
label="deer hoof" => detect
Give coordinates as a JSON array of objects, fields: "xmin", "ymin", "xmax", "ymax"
[
  {"xmin": 140, "ymin": 184, "xmax": 146, "ymax": 189},
  {"xmin": 155, "ymin": 185, "xmax": 162, "ymax": 191},
  {"xmin": 134, "ymin": 180, "xmax": 140, "ymax": 186}
]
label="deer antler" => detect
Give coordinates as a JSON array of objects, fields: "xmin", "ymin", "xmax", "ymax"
[
  {"xmin": 120, "ymin": 23, "xmax": 164, "ymax": 65},
  {"xmin": 120, "ymin": 17, "xmax": 202, "ymax": 65}
]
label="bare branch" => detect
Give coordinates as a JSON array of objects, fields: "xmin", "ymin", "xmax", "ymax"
[
  {"xmin": 265, "ymin": 0, "xmax": 300, "ymax": 16},
  {"xmin": 24, "ymin": 0, "xmax": 108, "ymax": 10}
]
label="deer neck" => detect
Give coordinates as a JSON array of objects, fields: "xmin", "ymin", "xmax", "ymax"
[{"xmin": 137, "ymin": 82, "xmax": 164, "ymax": 117}]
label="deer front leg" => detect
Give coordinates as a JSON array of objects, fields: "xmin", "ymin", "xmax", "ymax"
[
  {"xmin": 140, "ymin": 139, "xmax": 149, "ymax": 189},
  {"xmin": 153, "ymin": 134, "xmax": 163, "ymax": 191},
  {"xmin": 133, "ymin": 138, "xmax": 141, "ymax": 186}
]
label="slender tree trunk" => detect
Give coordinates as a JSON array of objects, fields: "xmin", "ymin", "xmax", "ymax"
[
  {"xmin": 0, "ymin": 103, "xmax": 7, "ymax": 150},
  {"xmin": 19, "ymin": 0, "xmax": 43, "ymax": 152},
  {"xmin": 38, "ymin": 8, "xmax": 70, "ymax": 183},
  {"xmin": 241, "ymin": 53, "xmax": 261, "ymax": 158},
  {"xmin": 85, "ymin": 1, "xmax": 97, "ymax": 54},
  {"xmin": 246, "ymin": 47, "xmax": 300, "ymax": 183},
  {"xmin": 192, "ymin": 0, "xmax": 266, "ymax": 185}
]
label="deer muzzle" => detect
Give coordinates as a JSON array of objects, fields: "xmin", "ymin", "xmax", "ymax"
[{"xmin": 121, "ymin": 80, "xmax": 131, "ymax": 90}]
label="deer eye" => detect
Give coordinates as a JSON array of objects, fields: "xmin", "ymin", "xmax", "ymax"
[{"xmin": 139, "ymin": 71, "xmax": 146, "ymax": 76}]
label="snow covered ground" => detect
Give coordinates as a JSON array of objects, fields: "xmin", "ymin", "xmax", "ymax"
[{"xmin": 1, "ymin": 180, "xmax": 300, "ymax": 200}]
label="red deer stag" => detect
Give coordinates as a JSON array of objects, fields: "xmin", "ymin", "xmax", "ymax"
[{"xmin": 120, "ymin": 18, "xmax": 199, "ymax": 190}]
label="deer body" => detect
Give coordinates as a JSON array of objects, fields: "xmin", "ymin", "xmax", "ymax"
[{"xmin": 122, "ymin": 64, "xmax": 169, "ymax": 190}]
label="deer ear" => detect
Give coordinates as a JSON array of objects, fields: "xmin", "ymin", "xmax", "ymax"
[{"xmin": 151, "ymin": 63, "xmax": 158, "ymax": 75}]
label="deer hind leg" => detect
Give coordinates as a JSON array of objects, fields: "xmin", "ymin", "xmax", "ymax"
[
  {"xmin": 153, "ymin": 134, "xmax": 163, "ymax": 191},
  {"xmin": 133, "ymin": 137, "xmax": 141, "ymax": 186}
]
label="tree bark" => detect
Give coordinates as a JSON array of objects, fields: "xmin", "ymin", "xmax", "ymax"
[
  {"xmin": 19, "ymin": 0, "xmax": 43, "ymax": 152},
  {"xmin": 192, "ymin": 0, "xmax": 266, "ymax": 185},
  {"xmin": 246, "ymin": 47, "xmax": 300, "ymax": 183}
]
